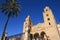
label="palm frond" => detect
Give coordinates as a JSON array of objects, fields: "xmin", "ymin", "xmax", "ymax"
[
  {"xmin": 11, "ymin": 12, "xmax": 15, "ymax": 17},
  {"xmin": 1, "ymin": 7, "xmax": 6, "ymax": 10},
  {"xmin": 11, "ymin": 0, "xmax": 16, "ymax": 3},
  {"xmin": 1, "ymin": 3, "xmax": 8, "ymax": 11},
  {"xmin": 15, "ymin": 8, "xmax": 20, "ymax": 16},
  {"xmin": 1, "ymin": 4, "xmax": 6, "ymax": 9},
  {"xmin": 5, "ymin": 10, "xmax": 9, "ymax": 15},
  {"xmin": 15, "ymin": 2, "xmax": 21, "ymax": 8},
  {"xmin": 6, "ymin": 0, "xmax": 9, "ymax": 2},
  {"xmin": 16, "ymin": 4, "xmax": 21, "ymax": 8},
  {"xmin": 10, "ymin": 0, "xmax": 12, "ymax": 2},
  {"xmin": 1, "ymin": 8, "xmax": 7, "ymax": 13},
  {"xmin": 1, "ymin": 0, "xmax": 21, "ymax": 17}
]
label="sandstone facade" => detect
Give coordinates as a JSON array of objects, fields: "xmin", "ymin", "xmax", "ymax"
[{"xmin": 23, "ymin": 6, "xmax": 60, "ymax": 40}]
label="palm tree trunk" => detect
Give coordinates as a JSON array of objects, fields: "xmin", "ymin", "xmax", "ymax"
[{"xmin": 1, "ymin": 14, "xmax": 10, "ymax": 40}]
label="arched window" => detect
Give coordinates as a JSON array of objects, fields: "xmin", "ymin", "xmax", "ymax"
[
  {"xmin": 40, "ymin": 31, "xmax": 46, "ymax": 40},
  {"xmin": 30, "ymin": 34, "xmax": 33, "ymax": 40},
  {"xmin": 40, "ymin": 31, "xmax": 49, "ymax": 40},
  {"xmin": 34, "ymin": 33, "xmax": 39, "ymax": 40}
]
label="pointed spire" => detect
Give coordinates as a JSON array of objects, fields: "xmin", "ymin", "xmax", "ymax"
[
  {"xmin": 25, "ymin": 15, "xmax": 30, "ymax": 21},
  {"xmin": 27, "ymin": 15, "xmax": 30, "ymax": 18}
]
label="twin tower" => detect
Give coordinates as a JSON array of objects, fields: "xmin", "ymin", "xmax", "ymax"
[{"xmin": 22, "ymin": 6, "xmax": 60, "ymax": 40}]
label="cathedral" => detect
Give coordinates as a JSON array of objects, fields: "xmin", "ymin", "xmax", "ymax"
[
  {"xmin": 22, "ymin": 6, "xmax": 60, "ymax": 40},
  {"xmin": 0, "ymin": 6, "xmax": 60, "ymax": 40}
]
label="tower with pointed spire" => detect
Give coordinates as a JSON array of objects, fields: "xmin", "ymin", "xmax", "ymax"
[{"xmin": 22, "ymin": 16, "xmax": 33, "ymax": 40}]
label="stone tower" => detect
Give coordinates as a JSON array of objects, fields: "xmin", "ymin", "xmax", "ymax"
[
  {"xmin": 23, "ymin": 6, "xmax": 60, "ymax": 40},
  {"xmin": 23, "ymin": 16, "xmax": 33, "ymax": 40},
  {"xmin": 42, "ymin": 6, "xmax": 60, "ymax": 40}
]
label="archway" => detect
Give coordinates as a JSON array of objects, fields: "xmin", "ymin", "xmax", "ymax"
[
  {"xmin": 40, "ymin": 31, "xmax": 46, "ymax": 40},
  {"xmin": 34, "ymin": 33, "xmax": 39, "ymax": 40},
  {"xmin": 40, "ymin": 31, "xmax": 49, "ymax": 40},
  {"xmin": 30, "ymin": 34, "xmax": 33, "ymax": 40}
]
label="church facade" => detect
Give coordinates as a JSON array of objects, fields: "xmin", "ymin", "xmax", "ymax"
[
  {"xmin": 22, "ymin": 6, "xmax": 60, "ymax": 40},
  {"xmin": 0, "ymin": 6, "xmax": 60, "ymax": 40}
]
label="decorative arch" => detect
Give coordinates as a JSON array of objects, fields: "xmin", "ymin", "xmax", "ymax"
[
  {"xmin": 40, "ymin": 31, "xmax": 49, "ymax": 40},
  {"xmin": 41, "ymin": 31, "xmax": 45, "ymax": 37},
  {"xmin": 34, "ymin": 33, "xmax": 39, "ymax": 40}
]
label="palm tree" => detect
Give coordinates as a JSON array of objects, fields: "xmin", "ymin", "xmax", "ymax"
[{"xmin": 1, "ymin": 0, "xmax": 21, "ymax": 40}]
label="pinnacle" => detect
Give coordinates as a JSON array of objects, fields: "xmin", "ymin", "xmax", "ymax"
[{"xmin": 25, "ymin": 15, "xmax": 30, "ymax": 21}]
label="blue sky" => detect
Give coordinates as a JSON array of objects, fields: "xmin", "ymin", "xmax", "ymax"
[{"xmin": 0, "ymin": 0, "xmax": 60, "ymax": 37}]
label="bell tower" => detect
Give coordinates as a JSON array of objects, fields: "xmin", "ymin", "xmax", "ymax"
[
  {"xmin": 23, "ymin": 16, "xmax": 33, "ymax": 40},
  {"xmin": 43, "ymin": 6, "xmax": 56, "ymax": 27},
  {"xmin": 43, "ymin": 6, "xmax": 60, "ymax": 40}
]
